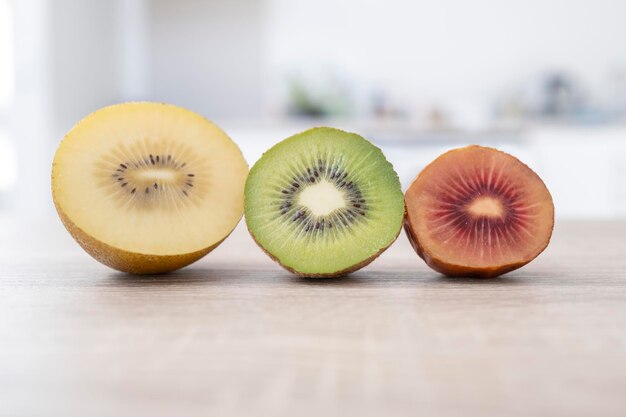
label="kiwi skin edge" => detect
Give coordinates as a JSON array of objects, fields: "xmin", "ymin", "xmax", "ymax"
[
  {"xmin": 403, "ymin": 218, "xmax": 535, "ymax": 278},
  {"xmin": 245, "ymin": 203, "xmax": 406, "ymax": 278},
  {"xmin": 54, "ymin": 200, "xmax": 233, "ymax": 274}
]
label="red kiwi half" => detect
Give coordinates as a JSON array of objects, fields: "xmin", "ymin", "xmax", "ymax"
[{"xmin": 404, "ymin": 145, "xmax": 554, "ymax": 277}]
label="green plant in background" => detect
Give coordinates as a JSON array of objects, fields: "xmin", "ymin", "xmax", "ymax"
[{"xmin": 286, "ymin": 73, "xmax": 353, "ymax": 118}]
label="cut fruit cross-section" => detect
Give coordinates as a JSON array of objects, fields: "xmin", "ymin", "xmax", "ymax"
[
  {"xmin": 244, "ymin": 127, "xmax": 405, "ymax": 277},
  {"xmin": 404, "ymin": 145, "xmax": 554, "ymax": 277},
  {"xmin": 52, "ymin": 102, "xmax": 248, "ymax": 274}
]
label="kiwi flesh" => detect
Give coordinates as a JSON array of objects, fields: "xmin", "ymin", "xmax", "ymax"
[
  {"xmin": 404, "ymin": 145, "xmax": 554, "ymax": 277},
  {"xmin": 244, "ymin": 127, "xmax": 405, "ymax": 277},
  {"xmin": 52, "ymin": 102, "xmax": 248, "ymax": 274}
]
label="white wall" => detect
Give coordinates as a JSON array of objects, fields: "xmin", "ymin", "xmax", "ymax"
[
  {"xmin": 147, "ymin": 0, "xmax": 266, "ymax": 121},
  {"xmin": 49, "ymin": 0, "xmax": 124, "ymax": 133},
  {"xmin": 266, "ymin": 0, "xmax": 626, "ymax": 113}
]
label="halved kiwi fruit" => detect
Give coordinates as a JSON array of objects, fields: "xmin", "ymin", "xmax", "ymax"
[
  {"xmin": 244, "ymin": 127, "xmax": 405, "ymax": 277},
  {"xmin": 404, "ymin": 145, "xmax": 554, "ymax": 277},
  {"xmin": 52, "ymin": 102, "xmax": 248, "ymax": 274}
]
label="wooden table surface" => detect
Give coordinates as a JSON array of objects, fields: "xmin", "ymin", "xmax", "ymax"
[{"xmin": 1, "ymin": 218, "xmax": 625, "ymax": 417}]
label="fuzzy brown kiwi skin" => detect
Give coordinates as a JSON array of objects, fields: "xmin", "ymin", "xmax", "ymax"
[
  {"xmin": 403, "ymin": 145, "xmax": 554, "ymax": 278},
  {"xmin": 246, "ymin": 211, "xmax": 404, "ymax": 278}
]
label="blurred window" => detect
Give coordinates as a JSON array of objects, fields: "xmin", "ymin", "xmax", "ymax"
[
  {"xmin": 0, "ymin": 0, "xmax": 13, "ymax": 110},
  {"xmin": 0, "ymin": 0, "xmax": 17, "ymax": 197}
]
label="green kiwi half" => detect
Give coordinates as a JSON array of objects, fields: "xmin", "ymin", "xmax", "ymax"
[{"xmin": 244, "ymin": 127, "xmax": 405, "ymax": 277}]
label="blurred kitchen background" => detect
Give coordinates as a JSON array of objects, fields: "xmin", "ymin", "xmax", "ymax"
[{"xmin": 1, "ymin": 0, "xmax": 626, "ymax": 219}]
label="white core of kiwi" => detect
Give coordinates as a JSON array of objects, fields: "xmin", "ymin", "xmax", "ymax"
[
  {"xmin": 466, "ymin": 195, "xmax": 505, "ymax": 218},
  {"xmin": 297, "ymin": 179, "xmax": 347, "ymax": 216}
]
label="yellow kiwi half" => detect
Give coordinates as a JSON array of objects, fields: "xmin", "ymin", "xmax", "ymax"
[{"xmin": 52, "ymin": 102, "xmax": 248, "ymax": 274}]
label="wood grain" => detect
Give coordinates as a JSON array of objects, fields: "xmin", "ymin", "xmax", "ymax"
[{"xmin": 1, "ymin": 218, "xmax": 625, "ymax": 417}]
